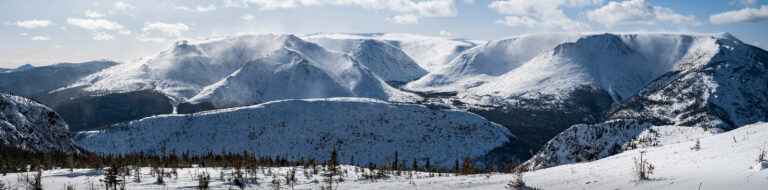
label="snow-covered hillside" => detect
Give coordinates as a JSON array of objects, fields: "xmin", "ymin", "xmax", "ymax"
[
  {"xmin": 303, "ymin": 33, "xmax": 481, "ymax": 73},
  {"xmin": 6, "ymin": 122, "xmax": 767, "ymax": 189},
  {"xmin": 0, "ymin": 60, "xmax": 118, "ymax": 96},
  {"xmin": 0, "ymin": 92, "xmax": 77, "ymax": 153},
  {"xmin": 519, "ymin": 120, "xmax": 652, "ymax": 170},
  {"xmin": 76, "ymin": 98, "xmax": 512, "ymax": 168}
]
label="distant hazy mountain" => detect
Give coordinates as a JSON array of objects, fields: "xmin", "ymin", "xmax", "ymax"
[{"xmin": 0, "ymin": 61, "xmax": 118, "ymax": 96}]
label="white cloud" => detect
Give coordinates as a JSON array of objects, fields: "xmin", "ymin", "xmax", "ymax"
[
  {"xmin": 242, "ymin": 15, "xmax": 255, "ymax": 21},
  {"xmin": 54, "ymin": 45, "xmax": 62, "ymax": 48},
  {"xmin": 392, "ymin": 14, "xmax": 419, "ymax": 24},
  {"xmin": 119, "ymin": 30, "xmax": 132, "ymax": 35},
  {"xmin": 414, "ymin": 0, "xmax": 457, "ymax": 17},
  {"xmin": 495, "ymin": 16, "xmax": 538, "ymax": 27},
  {"xmin": 710, "ymin": 5, "xmax": 768, "ymax": 24},
  {"xmin": 495, "ymin": 11, "xmax": 591, "ymax": 31},
  {"xmin": 489, "ymin": 0, "xmax": 602, "ymax": 15},
  {"xmin": 15, "ymin": 19, "xmax": 52, "ymax": 29},
  {"xmin": 19, "ymin": 33, "xmax": 29, "ymax": 36},
  {"xmin": 224, "ymin": 0, "xmax": 250, "ymax": 8},
  {"xmin": 137, "ymin": 34, "xmax": 166, "ymax": 43},
  {"xmin": 93, "ymin": 32, "xmax": 114, "ymax": 40},
  {"xmin": 229, "ymin": 0, "xmax": 457, "ymax": 22},
  {"xmin": 489, "ymin": 0, "xmax": 597, "ymax": 31},
  {"xmin": 567, "ymin": 0, "xmax": 604, "ymax": 7},
  {"xmin": 30, "ymin": 35, "xmax": 51, "ymax": 41},
  {"xmin": 143, "ymin": 22, "xmax": 190, "ymax": 37},
  {"xmin": 464, "ymin": 0, "xmax": 474, "ymax": 3},
  {"xmin": 490, "ymin": 0, "xmax": 558, "ymax": 15},
  {"xmin": 114, "ymin": 1, "xmax": 134, "ymax": 10},
  {"xmin": 67, "ymin": 18, "xmax": 124, "ymax": 30},
  {"xmin": 731, "ymin": 0, "xmax": 758, "ymax": 7},
  {"xmin": 173, "ymin": 4, "xmax": 217, "ymax": 13},
  {"xmin": 586, "ymin": 0, "xmax": 699, "ymax": 27},
  {"xmin": 439, "ymin": 30, "xmax": 454, "ymax": 37},
  {"xmin": 84, "ymin": 10, "xmax": 105, "ymax": 18}
]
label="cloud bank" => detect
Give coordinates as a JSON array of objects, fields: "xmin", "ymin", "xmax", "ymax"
[{"xmin": 711, "ymin": 5, "xmax": 768, "ymax": 24}]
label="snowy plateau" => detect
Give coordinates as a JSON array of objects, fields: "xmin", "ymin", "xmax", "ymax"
[{"xmin": 1, "ymin": 32, "xmax": 768, "ymax": 189}]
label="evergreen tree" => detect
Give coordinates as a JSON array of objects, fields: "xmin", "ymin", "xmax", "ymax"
[
  {"xmin": 460, "ymin": 156, "xmax": 476, "ymax": 175},
  {"xmin": 322, "ymin": 147, "xmax": 339, "ymax": 190},
  {"xmin": 392, "ymin": 151, "xmax": 399, "ymax": 170}
]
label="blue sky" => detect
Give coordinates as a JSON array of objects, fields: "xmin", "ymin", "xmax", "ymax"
[{"xmin": 2, "ymin": 0, "xmax": 767, "ymax": 68}]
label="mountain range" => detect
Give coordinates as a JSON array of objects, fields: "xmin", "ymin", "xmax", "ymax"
[{"xmin": 1, "ymin": 32, "xmax": 766, "ymax": 170}]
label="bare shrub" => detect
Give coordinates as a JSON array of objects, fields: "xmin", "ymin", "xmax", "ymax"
[{"xmin": 633, "ymin": 151, "xmax": 655, "ymax": 181}]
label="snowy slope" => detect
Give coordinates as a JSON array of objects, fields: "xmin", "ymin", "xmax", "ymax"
[
  {"xmin": 301, "ymin": 37, "xmax": 427, "ymax": 82},
  {"xmin": 0, "ymin": 60, "xmax": 118, "ymax": 96},
  {"xmin": 458, "ymin": 33, "xmax": 727, "ymax": 105},
  {"xmin": 60, "ymin": 34, "xmax": 420, "ymax": 108},
  {"xmin": 405, "ymin": 34, "xmax": 582, "ymax": 92},
  {"xmin": 75, "ymin": 98, "xmax": 511, "ymax": 168},
  {"xmin": 607, "ymin": 33, "xmax": 768, "ymax": 129},
  {"xmin": 519, "ymin": 120, "xmax": 652, "ymax": 170},
  {"xmin": 303, "ymin": 33, "xmax": 481, "ymax": 73},
  {"xmin": 521, "ymin": 119, "xmax": 722, "ymax": 170},
  {"xmin": 0, "ymin": 92, "xmax": 77, "ymax": 153}
]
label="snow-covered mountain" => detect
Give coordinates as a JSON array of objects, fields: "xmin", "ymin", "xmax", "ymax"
[
  {"xmin": 410, "ymin": 33, "xmax": 752, "ymax": 143},
  {"xmin": 301, "ymin": 36, "xmax": 427, "ymax": 82},
  {"xmin": 46, "ymin": 34, "xmax": 421, "ymax": 130},
  {"xmin": 606, "ymin": 33, "xmax": 768, "ymax": 130},
  {"xmin": 62, "ymin": 34, "xmax": 419, "ymax": 108},
  {"xmin": 502, "ymin": 33, "xmax": 768, "ymax": 170},
  {"xmin": 76, "ymin": 98, "xmax": 512, "ymax": 168},
  {"xmin": 184, "ymin": 36, "xmax": 420, "ymax": 110},
  {"xmin": 302, "ymin": 33, "xmax": 481, "ymax": 73},
  {"xmin": 405, "ymin": 34, "xmax": 582, "ymax": 92},
  {"xmin": 458, "ymin": 33, "xmax": 733, "ymax": 105},
  {"xmin": 0, "ymin": 92, "xmax": 77, "ymax": 153},
  {"xmin": 0, "ymin": 61, "xmax": 118, "ymax": 96}
]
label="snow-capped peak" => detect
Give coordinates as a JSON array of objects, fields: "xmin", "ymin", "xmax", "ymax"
[{"xmin": 61, "ymin": 33, "xmax": 421, "ymax": 109}]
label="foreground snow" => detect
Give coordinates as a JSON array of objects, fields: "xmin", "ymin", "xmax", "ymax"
[{"xmin": 7, "ymin": 122, "xmax": 767, "ymax": 189}]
